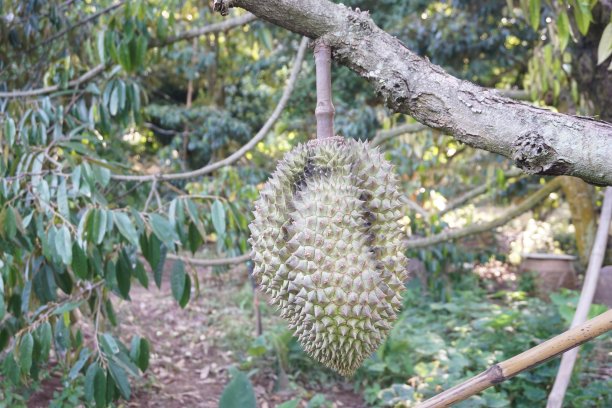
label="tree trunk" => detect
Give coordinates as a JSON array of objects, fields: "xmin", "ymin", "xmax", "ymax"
[{"xmin": 560, "ymin": 177, "xmax": 597, "ymax": 266}]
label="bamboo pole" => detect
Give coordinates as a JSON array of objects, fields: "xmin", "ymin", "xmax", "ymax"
[
  {"xmin": 546, "ymin": 186, "xmax": 612, "ymax": 407},
  {"xmin": 417, "ymin": 309, "xmax": 612, "ymax": 408}
]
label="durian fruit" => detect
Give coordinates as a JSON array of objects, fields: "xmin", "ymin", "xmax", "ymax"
[{"xmin": 249, "ymin": 136, "xmax": 408, "ymax": 376}]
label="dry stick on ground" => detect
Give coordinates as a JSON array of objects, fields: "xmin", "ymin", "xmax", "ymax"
[
  {"xmin": 111, "ymin": 37, "xmax": 309, "ymax": 182},
  {"xmin": 546, "ymin": 186, "xmax": 612, "ymax": 408},
  {"xmin": 416, "ymin": 309, "xmax": 612, "ymax": 408},
  {"xmin": 214, "ymin": 0, "xmax": 612, "ymax": 186},
  {"xmin": 405, "ymin": 177, "xmax": 563, "ymax": 249}
]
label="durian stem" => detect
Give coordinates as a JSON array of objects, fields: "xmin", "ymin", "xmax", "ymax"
[
  {"xmin": 314, "ymin": 42, "xmax": 335, "ymax": 139},
  {"xmin": 417, "ymin": 309, "xmax": 612, "ymax": 408}
]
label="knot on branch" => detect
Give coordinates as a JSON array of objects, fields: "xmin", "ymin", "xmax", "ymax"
[
  {"xmin": 213, "ymin": 0, "xmax": 233, "ymax": 16},
  {"xmin": 512, "ymin": 131, "xmax": 558, "ymax": 174}
]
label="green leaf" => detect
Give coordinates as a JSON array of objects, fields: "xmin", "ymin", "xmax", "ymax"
[
  {"xmin": 105, "ymin": 298, "xmax": 118, "ymax": 326},
  {"xmin": 597, "ymin": 23, "xmax": 612, "ymax": 65},
  {"xmin": 72, "ymin": 243, "xmax": 89, "ymax": 279},
  {"xmin": 4, "ymin": 117, "xmax": 16, "ymax": 147},
  {"xmin": 108, "ymin": 360, "xmax": 131, "ymax": 399},
  {"xmin": 109, "ymin": 84, "xmax": 119, "ymax": 116},
  {"xmin": 85, "ymin": 362, "xmax": 107, "ymax": 407},
  {"xmin": 96, "ymin": 30, "xmax": 106, "ymax": 63},
  {"xmin": 101, "ymin": 333, "xmax": 120, "ymax": 355},
  {"xmin": 38, "ymin": 322, "xmax": 52, "ymax": 361},
  {"xmin": 33, "ymin": 265, "xmax": 57, "ymax": 304},
  {"xmin": 52, "ymin": 300, "xmax": 83, "ymax": 316},
  {"xmin": 56, "ymin": 225, "xmax": 73, "ymax": 265},
  {"xmin": 18, "ymin": 332, "xmax": 34, "ymax": 374},
  {"xmin": 171, "ymin": 260, "xmax": 187, "ymax": 307},
  {"xmin": 1, "ymin": 206, "xmax": 17, "ymax": 240},
  {"xmin": 219, "ymin": 370, "xmax": 256, "ymax": 408},
  {"xmin": 137, "ymin": 338, "xmax": 150, "ymax": 371},
  {"xmin": 211, "ymin": 200, "xmax": 226, "ymax": 237},
  {"xmin": 0, "ymin": 290, "xmax": 4, "ymax": 321},
  {"xmin": 114, "ymin": 212, "xmax": 139, "ymax": 245},
  {"xmin": 277, "ymin": 400, "xmax": 300, "ymax": 408},
  {"xmin": 87, "ymin": 209, "xmax": 107, "ymax": 245},
  {"xmin": 135, "ymin": 36, "xmax": 148, "ymax": 69},
  {"xmin": 149, "ymin": 214, "xmax": 178, "ymax": 250},
  {"xmin": 69, "ymin": 348, "xmax": 91, "ymax": 380},
  {"xmin": 3, "ymin": 352, "xmax": 20, "ymax": 384},
  {"xmin": 573, "ymin": 2, "xmax": 592, "ymax": 36},
  {"xmin": 557, "ymin": 11, "xmax": 570, "ymax": 52},
  {"xmin": 116, "ymin": 250, "xmax": 132, "ymax": 299},
  {"xmin": 57, "ymin": 178, "xmax": 70, "ymax": 218},
  {"xmin": 134, "ymin": 260, "xmax": 149, "ymax": 289},
  {"xmin": 528, "ymin": 0, "xmax": 540, "ymax": 30}
]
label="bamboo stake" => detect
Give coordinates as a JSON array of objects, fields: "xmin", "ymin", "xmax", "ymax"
[
  {"xmin": 314, "ymin": 42, "xmax": 335, "ymax": 140},
  {"xmin": 417, "ymin": 309, "xmax": 612, "ymax": 408},
  {"xmin": 546, "ymin": 186, "xmax": 612, "ymax": 407}
]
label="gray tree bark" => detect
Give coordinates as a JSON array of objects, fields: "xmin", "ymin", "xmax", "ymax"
[{"xmin": 215, "ymin": 0, "xmax": 612, "ymax": 186}]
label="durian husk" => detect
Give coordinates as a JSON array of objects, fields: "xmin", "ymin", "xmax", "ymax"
[{"xmin": 249, "ymin": 137, "xmax": 409, "ymax": 376}]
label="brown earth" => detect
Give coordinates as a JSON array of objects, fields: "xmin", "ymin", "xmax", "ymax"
[{"xmin": 23, "ymin": 260, "xmax": 365, "ymax": 407}]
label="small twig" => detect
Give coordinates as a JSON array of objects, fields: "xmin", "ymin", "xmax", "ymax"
[
  {"xmin": 166, "ymin": 252, "xmax": 250, "ymax": 267},
  {"xmin": 143, "ymin": 178, "xmax": 159, "ymax": 212},
  {"xmin": 406, "ymin": 177, "xmax": 563, "ymax": 249},
  {"xmin": 28, "ymin": 1, "xmax": 126, "ymax": 52},
  {"xmin": 0, "ymin": 64, "xmax": 106, "ymax": 99}
]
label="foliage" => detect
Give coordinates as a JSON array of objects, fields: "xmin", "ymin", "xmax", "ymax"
[{"xmin": 0, "ymin": 0, "xmax": 611, "ymax": 405}]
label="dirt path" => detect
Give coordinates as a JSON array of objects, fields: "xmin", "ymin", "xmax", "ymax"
[{"xmin": 116, "ymin": 261, "xmax": 365, "ymax": 408}]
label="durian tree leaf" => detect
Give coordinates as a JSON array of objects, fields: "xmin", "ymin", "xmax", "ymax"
[
  {"xmin": 133, "ymin": 260, "xmax": 149, "ymax": 289},
  {"xmin": 18, "ymin": 332, "xmax": 34, "ymax": 374},
  {"xmin": 108, "ymin": 360, "xmax": 131, "ymax": 400},
  {"xmin": 52, "ymin": 300, "xmax": 83, "ymax": 316},
  {"xmin": 597, "ymin": 23, "xmax": 612, "ymax": 65},
  {"xmin": 72, "ymin": 242, "xmax": 89, "ymax": 279},
  {"xmin": 68, "ymin": 347, "xmax": 91, "ymax": 380},
  {"xmin": 219, "ymin": 370, "xmax": 256, "ymax": 408},
  {"xmin": 85, "ymin": 362, "xmax": 107, "ymax": 407},
  {"xmin": 113, "ymin": 212, "xmax": 139, "ymax": 245},
  {"xmin": 149, "ymin": 213, "xmax": 178, "ymax": 251},
  {"xmin": 170, "ymin": 260, "xmax": 189, "ymax": 308},
  {"xmin": 211, "ymin": 200, "xmax": 226, "ymax": 237},
  {"xmin": 116, "ymin": 250, "xmax": 132, "ymax": 300},
  {"xmin": 37, "ymin": 322, "xmax": 52, "ymax": 362},
  {"xmin": 55, "ymin": 225, "xmax": 73, "ymax": 265}
]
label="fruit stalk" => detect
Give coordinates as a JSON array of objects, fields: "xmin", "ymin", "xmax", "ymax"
[{"xmin": 314, "ymin": 42, "xmax": 335, "ymax": 139}]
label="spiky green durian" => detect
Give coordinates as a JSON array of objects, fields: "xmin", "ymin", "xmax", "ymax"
[{"xmin": 249, "ymin": 137, "xmax": 408, "ymax": 376}]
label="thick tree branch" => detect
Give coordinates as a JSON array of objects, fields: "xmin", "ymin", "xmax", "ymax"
[
  {"xmin": 151, "ymin": 13, "xmax": 257, "ymax": 47},
  {"xmin": 218, "ymin": 0, "xmax": 612, "ymax": 186},
  {"xmin": 112, "ymin": 37, "xmax": 309, "ymax": 182},
  {"xmin": 0, "ymin": 64, "xmax": 106, "ymax": 98},
  {"xmin": 405, "ymin": 177, "xmax": 563, "ymax": 249}
]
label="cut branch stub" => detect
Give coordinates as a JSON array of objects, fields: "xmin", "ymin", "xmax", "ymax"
[{"xmin": 314, "ymin": 42, "xmax": 335, "ymax": 139}]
